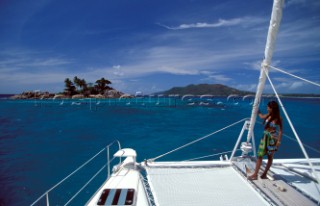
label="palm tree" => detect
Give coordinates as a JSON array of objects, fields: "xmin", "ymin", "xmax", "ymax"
[
  {"xmin": 73, "ymin": 76, "xmax": 90, "ymax": 95},
  {"xmin": 95, "ymin": 78, "xmax": 112, "ymax": 94},
  {"xmin": 80, "ymin": 78, "xmax": 89, "ymax": 96},
  {"xmin": 64, "ymin": 78, "xmax": 76, "ymax": 96},
  {"xmin": 87, "ymin": 82, "xmax": 97, "ymax": 95},
  {"xmin": 73, "ymin": 76, "xmax": 81, "ymax": 92}
]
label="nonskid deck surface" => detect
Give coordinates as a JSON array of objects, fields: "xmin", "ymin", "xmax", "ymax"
[
  {"xmin": 145, "ymin": 161, "xmax": 269, "ymax": 206},
  {"xmin": 144, "ymin": 159, "xmax": 319, "ymax": 206},
  {"xmin": 232, "ymin": 157, "xmax": 319, "ymax": 206}
]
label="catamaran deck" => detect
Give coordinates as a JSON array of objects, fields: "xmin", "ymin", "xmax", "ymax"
[
  {"xmin": 233, "ymin": 157, "xmax": 319, "ymax": 206},
  {"xmin": 145, "ymin": 159, "xmax": 319, "ymax": 206},
  {"xmin": 146, "ymin": 161, "xmax": 269, "ymax": 206}
]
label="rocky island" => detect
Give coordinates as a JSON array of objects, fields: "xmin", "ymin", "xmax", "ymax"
[{"xmin": 10, "ymin": 76, "xmax": 129, "ymax": 99}]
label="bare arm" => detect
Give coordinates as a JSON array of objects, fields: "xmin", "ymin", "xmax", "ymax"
[
  {"xmin": 258, "ymin": 110, "xmax": 268, "ymax": 119},
  {"xmin": 276, "ymin": 119, "xmax": 283, "ymax": 147}
]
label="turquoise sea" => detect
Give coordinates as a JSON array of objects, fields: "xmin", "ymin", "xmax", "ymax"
[{"xmin": 0, "ymin": 96, "xmax": 319, "ymax": 205}]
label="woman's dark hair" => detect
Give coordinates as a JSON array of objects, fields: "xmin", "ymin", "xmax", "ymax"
[{"xmin": 263, "ymin": 101, "xmax": 282, "ymax": 129}]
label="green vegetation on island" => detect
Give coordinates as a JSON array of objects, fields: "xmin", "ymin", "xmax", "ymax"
[
  {"xmin": 64, "ymin": 76, "xmax": 113, "ymax": 96},
  {"xmin": 10, "ymin": 76, "xmax": 126, "ymax": 99}
]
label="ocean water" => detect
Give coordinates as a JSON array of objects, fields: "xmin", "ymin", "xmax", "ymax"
[{"xmin": 0, "ymin": 96, "xmax": 319, "ymax": 205}]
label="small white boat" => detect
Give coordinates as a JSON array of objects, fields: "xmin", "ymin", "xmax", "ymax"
[{"xmin": 71, "ymin": 101, "xmax": 81, "ymax": 106}]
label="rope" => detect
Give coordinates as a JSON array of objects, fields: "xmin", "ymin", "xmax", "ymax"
[
  {"xmin": 149, "ymin": 118, "xmax": 248, "ymax": 161},
  {"xmin": 269, "ymin": 65, "xmax": 320, "ymax": 87},
  {"xmin": 262, "ymin": 66, "xmax": 320, "ymax": 184},
  {"xmin": 140, "ymin": 176, "xmax": 157, "ymax": 206}
]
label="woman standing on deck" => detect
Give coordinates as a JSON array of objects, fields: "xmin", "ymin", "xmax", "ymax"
[{"xmin": 248, "ymin": 101, "xmax": 283, "ymax": 180}]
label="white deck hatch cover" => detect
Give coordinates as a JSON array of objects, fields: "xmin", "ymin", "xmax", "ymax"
[
  {"xmin": 146, "ymin": 166, "xmax": 269, "ymax": 206},
  {"xmin": 97, "ymin": 188, "xmax": 135, "ymax": 205}
]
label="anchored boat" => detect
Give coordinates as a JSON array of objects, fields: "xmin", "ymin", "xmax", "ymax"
[{"xmin": 31, "ymin": 0, "xmax": 320, "ymax": 205}]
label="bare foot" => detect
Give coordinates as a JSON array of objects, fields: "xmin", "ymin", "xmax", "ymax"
[
  {"xmin": 247, "ymin": 175, "xmax": 257, "ymax": 180},
  {"xmin": 260, "ymin": 174, "xmax": 268, "ymax": 179}
]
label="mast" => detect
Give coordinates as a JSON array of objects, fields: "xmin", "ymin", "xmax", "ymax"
[{"xmin": 246, "ymin": 0, "xmax": 285, "ymax": 142}]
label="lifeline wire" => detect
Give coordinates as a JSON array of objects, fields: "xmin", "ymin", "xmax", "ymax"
[{"xmin": 149, "ymin": 118, "xmax": 249, "ymax": 161}]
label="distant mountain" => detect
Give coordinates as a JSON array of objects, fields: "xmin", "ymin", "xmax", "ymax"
[
  {"xmin": 157, "ymin": 84, "xmax": 254, "ymax": 96},
  {"xmin": 0, "ymin": 94, "xmax": 15, "ymax": 99}
]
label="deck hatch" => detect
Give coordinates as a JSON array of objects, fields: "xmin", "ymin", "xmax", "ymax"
[{"xmin": 97, "ymin": 188, "xmax": 135, "ymax": 205}]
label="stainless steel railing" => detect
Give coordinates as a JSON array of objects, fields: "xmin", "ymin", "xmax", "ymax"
[{"xmin": 30, "ymin": 140, "xmax": 121, "ymax": 206}]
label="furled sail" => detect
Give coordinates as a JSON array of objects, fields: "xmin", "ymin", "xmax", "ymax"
[{"xmin": 246, "ymin": 0, "xmax": 285, "ymax": 143}]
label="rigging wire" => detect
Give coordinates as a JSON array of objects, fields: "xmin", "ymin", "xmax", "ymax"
[
  {"xmin": 256, "ymin": 119, "xmax": 320, "ymax": 154},
  {"xmin": 269, "ymin": 65, "xmax": 320, "ymax": 87},
  {"xmin": 262, "ymin": 66, "xmax": 320, "ymax": 185},
  {"xmin": 282, "ymin": 133, "xmax": 320, "ymax": 154}
]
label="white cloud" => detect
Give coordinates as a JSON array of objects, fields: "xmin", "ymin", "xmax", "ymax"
[
  {"xmin": 158, "ymin": 19, "xmax": 241, "ymax": 30},
  {"xmin": 112, "ymin": 65, "xmax": 124, "ymax": 76},
  {"xmin": 286, "ymin": 0, "xmax": 307, "ymax": 6},
  {"xmin": 0, "ymin": 72, "xmax": 65, "ymax": 84},
  {"xmin": 0, "ymin": 49, "xmax": 71, "ymax": 74},
  {"xmin": 158, "ymin": 17, "xmax": 265, "ymax": 30},
  {"xmin": 20, "ymin": 58, "xmax": 71, "ymax": 67},
  {"xmin": 274, "ymin": 79, "xmax": 305, "ymax": 90},
  {"xmin": 210, "ymin": 74, "xmax": 231, "ymax": 82},
  {"xmin": 289, "ymin": 81, "xmax": 304, "ymax": 89},
  {"xmin": 261, "ymin": 77, "xmax": 309, "ymax": 93},
  {"xmin": 2, "ymin": 7, "xmax": 318, "ymax": 94},
  {"xmin": 244, "ymin": 61, "xmax": 261, "ymax": 71},
  {"xmin": 200, "ymin": 71, "xmax": 232, "ymax": 82},
  {"xmin": 111, "ymin": 45, "xmax": 259, "ymax": 79},
  {"xmin": 233, "ymin": 84, "xmax": 257, "ymax": 92},
  {"xmin": 286, "ymin": 0, "xmax": 320, "ymax": 7},
  {"xmin": 199, "ymin": 70, "xmax": 214, "ymax": 75}
]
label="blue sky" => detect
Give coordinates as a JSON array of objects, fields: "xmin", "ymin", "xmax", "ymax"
[{"xmin": 0, "ymin": 0, "xmax": 319, "ymax": 94}]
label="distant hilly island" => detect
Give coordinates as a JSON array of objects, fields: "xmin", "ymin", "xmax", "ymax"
[
  {"xmin": 156, "ymin": 84, "xmax": 253, "ymax": 96},
  {"xmin": 156, "ymin": 84, "xmax": 320, "ymax": 97},
  {"xmin": 1, "ymin": 84, "xmax": 319, "ymax": 99}
]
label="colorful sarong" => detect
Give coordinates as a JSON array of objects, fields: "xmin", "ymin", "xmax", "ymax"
[{"xmin": 257, "ymin": 131, "xmax": 277, "ymax": 157}]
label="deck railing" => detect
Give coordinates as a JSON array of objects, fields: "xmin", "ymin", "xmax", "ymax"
[{"xmin": 30, "ymin": 140, "xmax": 121, "ymax": 206}]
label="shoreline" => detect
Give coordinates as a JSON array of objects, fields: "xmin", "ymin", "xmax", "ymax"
[
  {"xmin": 1, "ymin": 93, "xmax": 320, "ymax": 100},
  {"xmin": 1, "ymin": 90, "xmax": 130, "ymax": 100}
]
